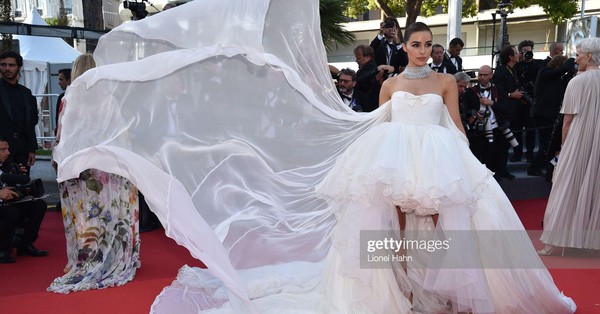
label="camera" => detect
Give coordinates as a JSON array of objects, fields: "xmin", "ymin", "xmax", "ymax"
[
  {"xmin": 521, "ymin": 90, "xmax": 534, "ymax": 106},
  {"xmin": 474, "ymin": 109, "xmax": 491, "ymax": 133},
  {"xmin": 383, "ymin": 21, "xmax": 395, "ymax": 28},
  {"xmin": 123, "ymin": 0, "xmax": 148, "ymax": 20},
  {"xmin": 522, "ymin": 50, "xmax": 534, "ymax": 60},
  {"xmin": 0, "ymin": 164, "xmax": 45, "ymax": 202}
]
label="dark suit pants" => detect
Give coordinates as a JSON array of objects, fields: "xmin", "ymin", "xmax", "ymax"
[
  {"xmin": 510, "ymin": 104, "xmax": 536, "ymax": 157},
  {"xmin": 469, "ymin": 130, "xmax": 510, "ymax": 175},
  {"xmin": 528, "ymin": 116, "xmax": 555, "ymax": 172},
  {"xmin": 0, "ymin": 199, "xmax": 47, "ymax": 252}
]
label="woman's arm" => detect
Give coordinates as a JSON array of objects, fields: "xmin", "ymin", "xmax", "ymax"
[
  {"xmin": 442, "ymin": 75, "xmax": 466, "ymax": 135},
  {"xmin": 379, "ymin": 77, "xmax": 394, "ymax": 106},
  {"xmin": 561, "ymin": 113, "xmax": 574, "ymax": 146}
]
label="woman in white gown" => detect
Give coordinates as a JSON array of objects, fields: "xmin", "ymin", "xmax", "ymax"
[
  {"xmin": 316, "ymin": 22, "xmax": 575, "ymax": 313},
  {"xmin": 52, "ymin": 1, "xmax": 574, "ymax": 313}
]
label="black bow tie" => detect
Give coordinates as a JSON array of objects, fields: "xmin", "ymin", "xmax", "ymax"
[
  {"xmin": 480, "ymin": 86, "xmax": 491, "ymax": 92},
  {"xmin": 431, "ymin": 66, "xmax": 441, "ymax": 72},
  {"xmin": 341, "ymin": 95, "xmax": 352, "ymax": 101}
]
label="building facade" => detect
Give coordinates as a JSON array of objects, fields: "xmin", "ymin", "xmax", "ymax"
[{"xmin": 331, "ymin": 1, "xmax": 600, "ymax": 71}]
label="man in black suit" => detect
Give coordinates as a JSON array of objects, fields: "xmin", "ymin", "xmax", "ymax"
[
  {"xmin": 0, "ymin": 51, "xmax": 39, "ymax": 174},
  {"xmin": 55, "ymin": 68, "xmax": 71, "ymax": 129},
  {"xmin": 514, "ymin": 40, "xmax": 541, "ymax": 162},
  {"xmin": 337, "ymin": 68, "xmax": 368, "ymax": 112},
  {"xmin": 353, "ymin": 45, "xmax": 384, "ymax": 112},
  {"xmin": 0, "ymin": 137, "xmax": 48, "ymax": 263},
  {"xmin": 444, "ymin": 38, "xmax": 464, "ymax": 72},
  {"xmin": 528, "ymin": 56, "xmax": 576, "ymax": 177},
  {"xmin": 430, "ymin": 44, "xmax": 457, "ymax": 74},
  {"xmin": 463, "ymin": 65, "xmax": 514, "ymax": 181},
  {"xmin": 372, "ymin": 17, "xmax": 408, "ymax": 78},
  {"xmin": 492, "ymin": 45, "xmax": 524, "ymax": 165}
]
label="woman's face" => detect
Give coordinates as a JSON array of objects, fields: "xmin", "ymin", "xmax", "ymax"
[
  {"xmin": 575, "ymin": 46, "xmax": 590, "ymax": 70},
  {"xmin": 403, "ymin": 31, "xmax": 433, "ymax": 67}
]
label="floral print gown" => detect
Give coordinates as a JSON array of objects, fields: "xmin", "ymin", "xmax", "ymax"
[{"xmin": 48, "ymin": 169, "xmax": 140, "ymax": 293}]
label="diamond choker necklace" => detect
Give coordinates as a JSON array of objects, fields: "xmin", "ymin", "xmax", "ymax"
[{"xmin": 402, "ymin": 65, "xmax": 433, "ymax": 79}]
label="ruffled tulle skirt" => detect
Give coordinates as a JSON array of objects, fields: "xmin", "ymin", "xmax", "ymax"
[
  {"xmin": 314, "ymin": 121, "xmax": 576, "ymax": 313},
  {"xmin": 152, "ymin": 121, "xmax": 575, "ymax": 313}
]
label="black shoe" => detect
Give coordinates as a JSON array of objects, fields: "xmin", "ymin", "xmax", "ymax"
[
  {"xmin": 17, "ymin": 244, "xmax": 48, "ymax": 257},
  {"xmin": 0, "ymin": 250, "xmax": 16, "ymax": 263},
  {"xmin": 527, "ymin": 169, "xmax": 546, "ymax": 177},
  {"xmin": 499, "ymin": 171, "xmax": 515, "ymax": 180}
]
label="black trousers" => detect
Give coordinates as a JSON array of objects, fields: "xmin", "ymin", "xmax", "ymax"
[
  {"xmin": 0, "ymin": 199, "xmax": 47, "ymax": 252},
  {"xmin": 469, "ymin": 129, "xmax": 510, "ymax": 175},
  {"xmin": 528, "ymin": 116, "xmax": 555, "ymax": 172},
  {"xmin": 510, "ymin": 103, "xmax": 536, "ymax": 156}
]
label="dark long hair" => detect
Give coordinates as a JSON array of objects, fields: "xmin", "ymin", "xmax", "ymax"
[{"xmin": 403, "ymin": 22, "xmax": 432, "ymax": 44}]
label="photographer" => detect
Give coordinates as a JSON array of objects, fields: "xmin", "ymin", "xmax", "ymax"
[
  {"xmin": 513, "ymin": 40, "xmax": 542, "ymax": 162},
  {"xmin": 372, "ymin": 17, "xmax": 408, "ymax": 79},
  {"xmin": 464, "ymin": 65, "xmax": 515, "ymax": 181},
  {"xmin": 528, "ymin": 55, "xmax": 576, "ymax": 178},
  {"xmin": 0, "ymin": 137, "xmax": 48, "ymax": 263},
  {"xmin": 493, "ymin": 45, "xmax": 524, "ymax": 163}
]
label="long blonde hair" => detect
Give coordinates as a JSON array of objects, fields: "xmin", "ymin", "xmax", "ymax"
[{"xmin": 71, "ymin": 53, "xmax": 96, "ymax": 81}]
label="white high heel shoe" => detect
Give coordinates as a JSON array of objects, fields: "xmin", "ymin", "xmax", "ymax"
[{"xmin": 537, "ymin": 245, "xmax": 565, "ymax": 256}]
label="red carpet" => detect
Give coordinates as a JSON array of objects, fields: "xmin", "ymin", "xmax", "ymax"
[{"xmin": 0, "ymin": 199, "xmax": 599, "ymax": 313}]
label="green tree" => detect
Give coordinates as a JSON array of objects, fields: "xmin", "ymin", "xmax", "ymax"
[
  {"xmin": 320, "ymin": 0, "xmax": 355, "ymax": 52},
  {"xmin": 0, "ymin": 0, "xmax": 13, "ymax": 51},
  {"xmin": 345, "ymin": 0, "xmax": 578, "ymax": 28},
  {"xmin": 511, "ymin": 0, "xmax": 578, "ymax": 25}
]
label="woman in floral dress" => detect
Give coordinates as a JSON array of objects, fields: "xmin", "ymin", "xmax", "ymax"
[{"xmin": 48, "ymin": 54, "xmax": 141, "ymax": 293}]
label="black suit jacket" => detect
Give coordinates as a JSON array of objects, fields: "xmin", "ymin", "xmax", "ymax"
[
  {"xmin": 491, "ymin": 64, "xmax": 519, "ymax": 121},
  {"xmin": 374, "ymin": 40, "xmax": 408, "ymax": 74},
  {"xmin": 444, "ymin": 51, "xmax": 463, "ymax": 72},
  {"xmin": 354, "ymin": 60, "xmax": 380, "ymax": 112},
  {"xmin": 533, "ymin": 58, "xmax": 575, "ymax": 119},
  {"xmin": 0, "ymin": 79, "xmax": 39, "ymax": 160},
  {"xmin": 339, "ymin": 89, "xmax": 369, "ymax": 112},
  {"xmin": 429, "ymin": 60, "xmax": 457, "ymax": 74},
  {"xmin": 462, "ymin": 83, "xmax": 509, "ymax": 127}
]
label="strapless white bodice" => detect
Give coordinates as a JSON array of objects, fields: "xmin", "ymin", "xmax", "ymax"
[{"xmin": 391, "ymin": 91, "xmax": 443, "ymax": 126}]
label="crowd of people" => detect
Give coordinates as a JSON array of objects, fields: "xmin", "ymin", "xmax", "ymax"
[{"xmin": 1, "ymin": 1, "xmax": 599, "ymax": 312}]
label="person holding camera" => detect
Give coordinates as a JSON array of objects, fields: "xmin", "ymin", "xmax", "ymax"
[
  {"xmin": 0, "ymin": 137, "xmax": 48, "ymax": 263},
  {"xmin": 528, "ymin": 55, "xmax": 576, "ymax": 178},
  {"xmin": 513, "ymin": 40, "xmax": 541, "ymax": 163},
  {"xmin": 372, "ymin": 17, "xmax": 408, "ymax": 79},
  {"xmin": 492, "ymin": 45, "xmax": 524, "ymax": 163},
  {"xmin": 463, "ymin": 65, "xmax": 515, "ymax": 181}
]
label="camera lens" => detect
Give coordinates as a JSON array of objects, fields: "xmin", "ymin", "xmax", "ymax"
[{"xmin": 524, "ymin": 51, "xmax": 534, "ymax": 60}]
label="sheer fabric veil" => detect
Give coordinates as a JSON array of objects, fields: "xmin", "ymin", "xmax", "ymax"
[{"xmin": 53, "ymin": 0, "xmax": 390, "ymax": 311}]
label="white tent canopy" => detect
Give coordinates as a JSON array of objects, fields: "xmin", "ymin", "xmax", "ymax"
[
  {"xmin": 14, "ymin": 8, "xmax": 81, "ymax": 66},
  {"xmin": 13, "ymin": 8, "xmax": 81, "ymax": 141}
]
